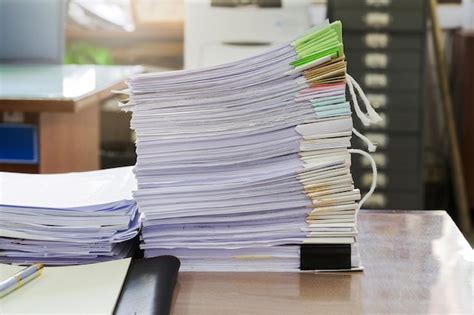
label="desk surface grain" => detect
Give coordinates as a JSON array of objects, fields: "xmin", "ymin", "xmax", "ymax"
[{"xmin": 171, "ymin": 211, "xmax": 473, "ymax": 314}]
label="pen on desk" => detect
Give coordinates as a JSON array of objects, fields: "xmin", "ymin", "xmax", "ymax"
[{"xmin": 0, "ymin": 263, "xmax": 44, "ymax": 298}]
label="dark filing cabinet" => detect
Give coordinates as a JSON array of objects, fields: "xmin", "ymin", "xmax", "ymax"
[{"xmin": 329, "ymin": 0, "xmax": 427, "ymax": 209}]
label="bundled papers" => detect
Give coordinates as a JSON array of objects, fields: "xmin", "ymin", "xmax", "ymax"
[
  {"xmin": 123, "ymin": 21, "xmax": 365, "ymax": 271},
  {"xmin": 0, "ymin": 167, "xmax": 139, "ymax": 265}
]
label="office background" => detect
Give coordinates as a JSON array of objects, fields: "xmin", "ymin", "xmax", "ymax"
[{"xmin": 1, "ymin": 0, "xmax": 473, "ymax": 243}]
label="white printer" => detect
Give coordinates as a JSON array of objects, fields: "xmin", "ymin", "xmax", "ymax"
[{"xmin": 184, "ymin": 0, "xmax": 312, "ymax": 69}]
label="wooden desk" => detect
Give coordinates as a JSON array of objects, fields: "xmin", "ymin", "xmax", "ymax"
[
  {"xmin": 0, "ymin": 64, "xmax": 142, "ymax": 173},
  {"xmin": 172, "ymin": 211, "xmax": 473, "ymax": 314},
  {"xmin": 453, "ymin": 31, "xmax": 474, "ymax": 210}
]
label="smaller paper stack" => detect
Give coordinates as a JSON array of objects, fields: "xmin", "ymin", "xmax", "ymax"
[{"xmin": 0, "ymin": 167, "xmax": 139, "ymax": 265}]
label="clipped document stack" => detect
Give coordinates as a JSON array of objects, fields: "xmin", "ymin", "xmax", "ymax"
[
  {"xmin": 123, "ymin": 21, "xmax": 375, "ymax": 271},
  {"xmin": 0, "ymin": 167, "xmax": 140, "ymax": 265}
]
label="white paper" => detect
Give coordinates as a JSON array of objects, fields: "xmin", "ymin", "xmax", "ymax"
[
  {"xmin": 0, "ymin": 258, "xmax": 131, "ymax": 314},
  {"xmin": 0, "ymin": 167, "xmax": 136, "ymax": 208}
]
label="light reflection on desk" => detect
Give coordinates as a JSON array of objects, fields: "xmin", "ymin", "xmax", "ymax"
[
  {"xmin": 62, "ymin": 68, "xmax": 96, "ymax": 98},
  {"xmin": 357, "ymin": 211, "xmax": 473, "ymax": 314},
  {"xmin": 429, "ymin": 214, "xmax": 473, "ymax": 314},
  {"xmin": 0, "ymin": 64, "xmax": 142, "ymax": 101}
]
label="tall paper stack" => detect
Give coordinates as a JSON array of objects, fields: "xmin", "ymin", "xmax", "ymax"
[
  {"xmin": 123, "ymin": 21, "xmax": 369, "ymax": 271},
  {"xmin": 0, "ymin": 167, "xmax": 140, "ymax": 265}
]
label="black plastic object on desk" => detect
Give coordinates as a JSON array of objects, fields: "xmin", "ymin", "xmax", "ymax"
[
  {"xmin": 300, "ymin": 244, "xmax": 352, "ymax": 270},
  {"xmin": 114, "ymin": 256, "xmax": 181, "ymax": 315}
]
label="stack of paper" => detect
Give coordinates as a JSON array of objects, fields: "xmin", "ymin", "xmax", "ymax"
[
  {"xmin": 0, "ymin": 167, "xmax": 139, "ymax": 265},
  {"xmin": 122, "ymin": 21, "xmax": 363, "ymax": 271}
]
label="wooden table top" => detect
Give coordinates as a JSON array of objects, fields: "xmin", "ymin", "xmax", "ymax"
[
  {"xmin": 171, "ymin": 211, "xmax": 473, "ymax": 314},
  {"xmin": 0, "ymin": 64, "xmax": 143, "ymax": 112}
]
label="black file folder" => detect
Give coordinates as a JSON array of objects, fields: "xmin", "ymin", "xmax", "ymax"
[
  {"xmin": 300, "ymin": 244, "xmax": 352, "ymax": 270},
  {"xmin": 114, "ymin": 256, "xmax": 181, "ymax": 315}
]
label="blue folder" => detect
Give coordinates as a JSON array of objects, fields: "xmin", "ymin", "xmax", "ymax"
[{"xmin": 0, "ymin": 124, "xmax": 38, "ymax": 164}]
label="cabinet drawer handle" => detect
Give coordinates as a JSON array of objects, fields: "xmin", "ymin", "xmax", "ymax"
[
  {"xmin": 366, "ymin": 0, "xmax": 391, "ymax": 7},
  {"xmin": 364, "ymin": 73, "xmax": 387, "ymax": 88},
  {"xmin": 365, "ymin": 53, "xmax": 388, "ymax": 69},
  {"xmin": 364, "ymin": 12, "xmax": 391, "ymax": 28},
  {"xmin": 365, "ymin": 33, "xmax": 389, "ymax": 48}
]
